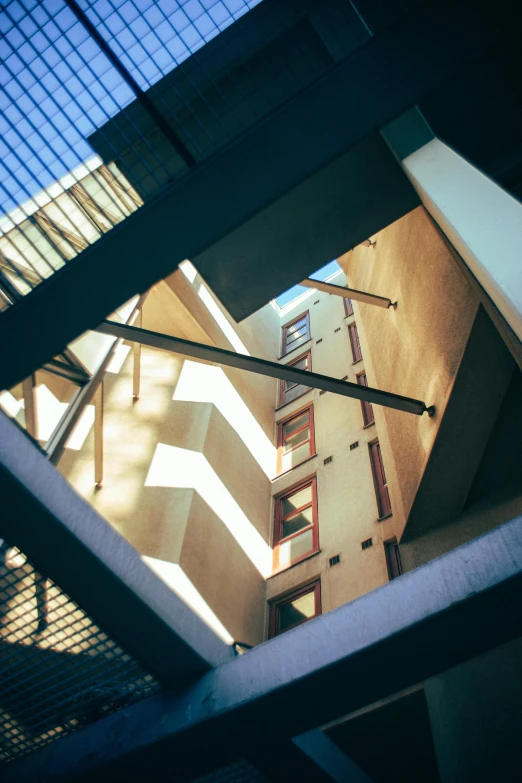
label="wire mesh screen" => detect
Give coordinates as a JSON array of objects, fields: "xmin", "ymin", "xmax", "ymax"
[{"xmin": 0, "ymin": 539, "xmax": 160, "ymax": 764}]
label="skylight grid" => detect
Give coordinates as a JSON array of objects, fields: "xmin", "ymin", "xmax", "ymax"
[
  {"xmin": 0, "ymin": 0, "xmax": 262, "ymax": 215},
  {"xmin": 77, "ymin": 0, "xmax": 262, "ymax": 91}
]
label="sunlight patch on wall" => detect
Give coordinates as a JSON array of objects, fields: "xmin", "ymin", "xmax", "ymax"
[
  {"xmin": 173, "ymin": 361, "xmax": 276, "ymax": 478},
  {"xmin": 198, "ymin": 285, "xmax": 250, "ymax": 355},
  {"xmin": 146, "ymin": 443, "xmax": 272, "ymax": 577},
  {"xmin": 179, "ymin": 259, "xmax": 198, "ymax": 283},
  {"xmin": 106, "ymin": 343, "xmax": 131, "ymax": 374},
  {"xmin": 142, "ymin": 556, "xmax": 234, "ymax": 645}
]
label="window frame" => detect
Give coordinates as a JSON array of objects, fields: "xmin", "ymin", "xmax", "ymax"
[
  {"xmin": 277, "ymin": 402, "xmax": 316, "ymax": 474},
  {"xmin": 356, "ymin": 370, "xmax": 375, "ymax": 427},
  {"xmin": 369, "ymin": 440, "xmax": 392, "ymax": 519},
  {"xmin": 343, "ymin": 298, "xmax": 354, "ymax": 317},
  {"xmin": 273, "ymin": 476, "xmax": 319, "ymax": 571},
  {"xmin": 281, "ymin": 311, "xmax": 311, "ymax": 357},
  {"xmin": 348, "ymin": 321, "xmax": 363, "ymax": 363},
  {"xmin": 268, "ymin": 578, "xmax": 321, "ymax": 638},
  {"xmin": 278, "ymin": 349, "xmax": 312, "ymax": 408},
  {"xmin": 385, "ymin": 538, "xmax": 402, "ymax": 580}
]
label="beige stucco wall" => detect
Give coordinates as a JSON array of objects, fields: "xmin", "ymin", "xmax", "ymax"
[
  {"xmin": 338, "ymin": 206, "xmax": 480, "ymax": 540},
  {"xmin": 265, "ymin": 273, "xmax": 397, "ymax": 623},
  {"xmin": 57, "ymin": 266, "xmax": 280, "ymax": 647}
]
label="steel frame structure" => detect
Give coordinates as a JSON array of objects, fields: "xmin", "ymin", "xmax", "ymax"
[
  {"xmin": 4, "ymin": 514, "xmax": 521, "ymax": 782},
  {"xmin": 96, "ymin": 320, "xmax": 434, "ymax": 416}
]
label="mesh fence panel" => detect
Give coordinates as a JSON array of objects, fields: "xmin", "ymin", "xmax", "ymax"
[{"xmin": 0, "ymin": 541, "xmax": 160, "ymax": 764}]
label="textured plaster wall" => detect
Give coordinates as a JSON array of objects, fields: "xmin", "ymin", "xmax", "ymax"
[
  {"xmin": 59, "ymin": 271, "xmax": 278, "ymax": 646},
  {"xmin": 265, "ymin": 276, "xmax": 396, "ymax": 618},
  {"xmin": 338, "ymin": 206, "xmax": 479, "ymax": 540}
]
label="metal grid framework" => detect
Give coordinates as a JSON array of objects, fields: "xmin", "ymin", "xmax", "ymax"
[
  {"xmin": 0, "ymin": 539, "xmax": 160, "ymax": 764},
  {"xmin": 0, "ymin": 0, "xmax": 385, "ymax": 311}
]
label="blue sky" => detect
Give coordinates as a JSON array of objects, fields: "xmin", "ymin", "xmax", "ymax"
[
  {"xmin": 275, "ymin": 260, "xmax": 341, "ymax": 307},
  {"xmin": 0, "ymin": 0, "xmax": 261, "ymax": 214}
]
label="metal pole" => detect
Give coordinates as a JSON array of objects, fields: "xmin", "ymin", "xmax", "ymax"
[
  {"xmin": 97, "ymin": 320, "xmax": 434, "ymax": 417},
  {"xmin": 22, "ymin": 375, "xmax": 38, "ymax": 440},
  {"xmin": 94, "ymin": 382, "xmax": 103, "ymax": 489},
  {"xmin": 300, "ymin": 279, "xmax": 395, "ymax": 309},
  {"xmin": 46, "ymin": 293, "xmax": 149, "ymax": 465},
  {"xmin": 133, "ymin": 310, "xmax": 142, "ymax": 400}
]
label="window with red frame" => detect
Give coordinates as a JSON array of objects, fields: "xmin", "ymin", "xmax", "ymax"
[
  {"xmin": 357, "ymin": 371, "xmax": 374, "ymax": 426},
  {"xmin": 348, "ymin": 322, "xmax": 362, "ymax": 362},
  {"xmin": 385, "ymin": 538, "xmax": 402, "ymax": 580},
  {"xmin": 279, "ymin": 350, "xmax": 312, "ymax": 407},
  {"xmin": 369, "ymin": 440, "xmax": 392, "ymax": 519},
  {"xmin": 277, "ymin": 404, "xmax": 315, "ymax": 473},
  {"xmin": 343, "ymin": 298, "xmax": 354, "ymax": 317},
  {"xmin": 269, "ymin": 579, "xmax": 321, "ymax": 637},
  {"xmin": 273, "ymin": 477, "xmax": 318, "ymax": 570},
  {"xmin": 281, "ymin": 311, "xmax": 310, "ymax": 356}
]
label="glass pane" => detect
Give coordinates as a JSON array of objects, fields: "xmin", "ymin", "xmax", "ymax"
[
  {"xmin": 277, "ymin": 585, "xmax": 315, "ymax": 631},
  {"xmin": 292, "ymin": 356, "xmax": 309, "ymax": 372},
  {"xmin": 281, "ymin": 485, "xmax": 312, "ymax": 516},
  {"xmin": 283, "ymin": 411, "xmax": 309, "ymax": 437},
  {"xmin": 284, "ymin": 427, "xmax": 309, "ymax": 451},
  {"xmin": 286, "ymin": 332, "xmax": 307, "ymax": 350},
  {"xmin": 281, "ymin": 441, "xmax": 311, "ymax": 472},
  {"xmin": 287, "ymin": 318, "xmax": 306, "ymax": 335},
  {"xmin": 281, "ymin": 508, "xmax": 313, "ymax": 538}
]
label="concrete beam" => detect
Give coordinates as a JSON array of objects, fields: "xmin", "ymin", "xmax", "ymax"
[
  {"xmin": 0, "ymin": 0, "xmax": 508, "ymax": 390},
  {"xmin": 0, "ymin": 412, "xmax": 234, "ymax": 687},
  {"xmin": 97, "ymin": 320, "xmax": 432, "ymax": 416},
  {"xmin": 7, "ymin": 514, "xmax": 522, "ymax": 782}
]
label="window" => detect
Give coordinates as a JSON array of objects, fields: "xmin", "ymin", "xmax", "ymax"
[
  {"xmin": 348, "ymin": 322, "xmax": 362, "ymax": 362},
  {"xmin": 269, "ymin": 579, "xmax": 321, "ymax": 637},
  {"xmin": 281, "ymin": 311, "xmax": 310, "ymax": 356},
  {"xmin": 273, "ymin": 477, "xmax": 318, "ymax": 570},
  {"xmin": 344, "ymin": 298, "xmax": 354, "ymax": 317},
  {"xmin": 279, "ymin": 350, "xmax": 311, "ymax": 407},
  {"xmin": 369, "ymin": 441, "xmax": 392, "ymax": 519},
  {"xmin": 277, "ymin": 403, "xmax": 315, "ymax": 473},
  {"xmin": 385, "ymin": 539, "xmax": 402, "ymax": 580},
  {"xmin": 357, "ymin": 371, "xmax": 375, "ymax": 426}
]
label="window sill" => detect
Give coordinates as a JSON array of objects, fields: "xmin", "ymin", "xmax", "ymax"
[
  {"xmin": 352, "ymin": 359, "xmax": 364, "ymax": 366},
  {"xmin": 268, "ymin": 549, "xmax": 321, "ymax": 579},
  {"xmin": 278, "ymin": 339, "xmax": 312, "ymax": 361},
  {"xmin": 363, "ymin": 421, "xmax": 376, "ymax": 429},
  {"xmin": 272, "ymin": 453, "xmax": 317, "ymax": 482},
  {"xmin": 378, "ymin": 513, "xmax": 393, "ymax": 522},
  {"xmin": 343, "ymin": 314, "xmax": 354, "ymax": 320}
]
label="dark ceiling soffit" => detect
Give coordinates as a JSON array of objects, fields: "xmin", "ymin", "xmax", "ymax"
[
  {"xmin": 0, "ymin": 413, "xmax": 234, "ymax": 685},
  {"xmin": 6, "ymin": 514, "xmax": 522, "ymax": 783},
  {"xmin": 97, "ymin": 319, "xmax": 431, "ymax": 416},
  {"xmin": 0, "ymin": 0, "xmax": 503, "ymax": 391}
]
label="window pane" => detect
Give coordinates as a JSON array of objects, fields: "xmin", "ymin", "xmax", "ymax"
[
  {"xmin": 284, "ymin": 427, "xmax": 309, "ymax": 451},
  {"xmin": 292, "ymin": 356, "xmax": 309, "ymax": 371},
  {"xmin": 277, "ymin": 587, "xmax": 315, "ymax": 631},
  {"xmin": 281, "ymin": 507, "xmax": 313, "ymax": 539},
  {"xmin": 281, "ymin": 485, "xmax": 312, "ymax": 516},
  {"xmin": 283, "ymin": 411, "xmax": 309, "ymax": 437},
  {"xmin": 281, "ymin": 441, "xmax": 311, "ymax": 471},
  {"xmin": 287, "ymin": 318, "xmax": 306, "ymax": 334}
]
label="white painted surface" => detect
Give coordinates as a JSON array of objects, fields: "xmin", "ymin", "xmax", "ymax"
[{"xmin": 402, "ymin": 139, "xmax": 522, "ymax": 341}]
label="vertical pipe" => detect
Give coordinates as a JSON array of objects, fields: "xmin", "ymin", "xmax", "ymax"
[
  {"xmin": 133, "ymin": 310, "xmax": 142, "ymax": 401},
  {"xmin": 94, "ymin": 381, "xmax": 104, "ymax": 488},
  {"xmin": 22, "ymin": 375, "xmax": 38, "ymax": 440}
]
